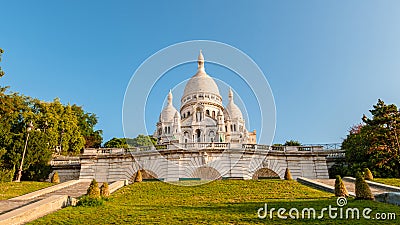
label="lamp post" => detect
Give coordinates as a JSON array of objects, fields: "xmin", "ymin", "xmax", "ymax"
[{"xmin": 15, "ymin": 121, "xmax": 34, "ymax": 182}]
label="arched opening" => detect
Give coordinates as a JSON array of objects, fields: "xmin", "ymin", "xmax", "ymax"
[
  {"xmin": 196, "ymin": 107, "xmax": 202, "ymax": 122},
  {"xmin": 209, "ymin": 131, "xmax": 215, "ymax": 142},
  {"xmin": 212, "ymin": 111, "xmax": 216, "ymax": 118},
  {"xmin": 196, "ymin": 129, "xmax": 201, "ymax": 142},
  {"xmin": 184, "ymin": 131, "xmax": 189, "ymax": 143},
  {"xmin": 252, "ymin": 168, "xmax": 280, "ymax": 179},
  {"xmin": 192, "ymin": 166, "xmax": 222, "ymax": 180}
]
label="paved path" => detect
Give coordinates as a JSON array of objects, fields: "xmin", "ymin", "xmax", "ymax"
[
  {"xmin": 315, "ymin": 179, "xmax": 388, "ymax": 195},
  {"xmin": 0, "ymin": 181, "xmax": 90, "ymax": 215}
]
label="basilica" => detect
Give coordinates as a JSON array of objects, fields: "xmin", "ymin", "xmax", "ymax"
[{"xmin": 154, "ymin": 51, "xmax": 257, "ymax": 145}]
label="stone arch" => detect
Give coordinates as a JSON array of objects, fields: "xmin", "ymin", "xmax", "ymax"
[
  {"xmin": 192, "ymin": 166, "xmax": 222, "ymax": 180},
  {"xmin": 252, "ymin": 167, "xmax": 280, "ymax": 179}
]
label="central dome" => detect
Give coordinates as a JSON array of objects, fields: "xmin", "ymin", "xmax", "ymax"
[
  {"xmin": 183, "ymin": 71, "xmax": 220, "ymax": 97},
  {"xmin": 182, "ymin": 51, "xmax": 221, "ymax": 98}
]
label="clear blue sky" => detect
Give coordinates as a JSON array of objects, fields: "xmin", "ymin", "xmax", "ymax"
[{"xmin": 1, "ymin": 1, "xmax": 400, "ymax": 145}]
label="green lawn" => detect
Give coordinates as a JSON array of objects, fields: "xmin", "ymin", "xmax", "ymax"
[
  {"xmin": 0, "ymin": 181, "xmax": 54, "ymax": 200},
  {"xmin": 30, "ymin": 180, "xmax": 399, "ymax": 225},
  {"xmin": 374, "ymin": 178, "xmax": 400, "ymax": 188}
]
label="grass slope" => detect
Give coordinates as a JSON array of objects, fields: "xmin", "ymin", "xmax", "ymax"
[
  {"xmin": 30, "ymin": 180, "xmax": 399, "ymax": 224},
  {"xmin": 0, "ymin": 182, "xmax": 53, "ymax": 200},
  {"xmin": 374, "ymin": 178, "xmax": 400, "ymax": 188}
]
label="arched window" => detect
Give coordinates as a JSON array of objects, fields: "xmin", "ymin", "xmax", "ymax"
[
  {"xmin": 206, "ymin": 110, "xmax": 210, "ymax": 116},
  {"xmin": 209, "ymin": 131, "xmax": 215, "ymax": 142},
  {"xmin": 164, "ymin": 127, "xmax": 167, "ymax": 134},
  {"xmin": 196, "ymin": 108, "xmax": 202, "ymax": 122},
  {"xmin": 234, "ymin": 124, "xmax": 237, "ymax": 132},
  {"xmin": 167, "ymin": 126, "xmax": 171, "ymax": 134},
  {"xmin": 196, "ymin": 129, "xmax": 201, "ymax": 142},
  {"xmin": 212, "ymin": 111, "xmax": 216, "ymax": 118}
]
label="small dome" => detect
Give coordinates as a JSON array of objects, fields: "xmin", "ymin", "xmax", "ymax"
[
  {"xmin": 160, "ymin": 91, "xmax": 178, "ymax": 122},
  {"xmin": 182, "ymin": 51, "xmax": 221, "ymax": 98},
  {"xmin": 225, "ymin": 89, "xmax": 243, "ymax": 120}
]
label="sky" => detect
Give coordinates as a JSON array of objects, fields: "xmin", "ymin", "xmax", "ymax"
[{"xmin": 1, "ymin": 1, "xmax": 400, "ymax": 145}]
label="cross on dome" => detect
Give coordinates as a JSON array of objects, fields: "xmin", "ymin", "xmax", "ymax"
[
  {"xmin": 167, "ymin": 89, "xmax": 173, "ymax": 105},
  {"xmin": 197, "ymin": 50, "xmax": 205, "ymax": 72},
  {"xmin": 229, "ymin": 88, "xmax": 234, "ymax": 102}
]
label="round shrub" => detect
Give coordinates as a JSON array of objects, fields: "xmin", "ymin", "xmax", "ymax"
[
  {"xmin": 284, "ymin": 168, "xmax": 293, "ymax": 180},
  {"xmin": 77, "ymin": 195, "xmax": 104, "ymax": 207},
  {"xmin": 135, "ymin": 170, "xmax": 142, "ymax": 182},
  {"xmin": 355, "ymin": 172, "xmax": 374, "ymax": 200},
  {"xmin": 87, "ymin": 179, "xmax": 100, "ymax": 199},
  {"xmin": 363, "ymin": 168, "xmax": 374, "ymax": 180},
  {"xmin": 100, "ymin": 182, "xmax": 110, "ymax": 197},
  {"xmin": 51, "ymin": 171, "xmax": 60, "ymax": 184},
  {"xmin": 334, "ymin": 175, "xmax": 349, "ymax": 197}
]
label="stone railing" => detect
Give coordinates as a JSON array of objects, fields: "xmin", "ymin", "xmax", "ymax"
[
  {"xmin": 326, "ymin": 150, "xmax": 346, "ymax": 158},
  {"xmin": 304, "ymin": 143, "xmax": 342, "ymax": 150},
  {"xmin": 51, "ymin": 157, "xmax": 80, "ymax": 166},
  {"xmin": 82, "ymin": 143, "xmax": 343, "ymax": 155}
]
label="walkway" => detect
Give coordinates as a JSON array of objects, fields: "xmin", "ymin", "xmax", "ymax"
[
  {"xmin": 0, "ymin": 180, "xmax": 90, "ymax": 215},
  {"xmin": 314, "ymin": 178, "xmax": 394, "ymax": 195}
]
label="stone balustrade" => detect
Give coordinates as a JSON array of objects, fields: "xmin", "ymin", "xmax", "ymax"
[{"xmin": 82, "ymin": 143, "xmax": 342, "ymax": 155}]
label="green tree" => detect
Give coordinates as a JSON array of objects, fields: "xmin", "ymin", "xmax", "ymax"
[
  {"xmin": 0, "ymin": 49, "xmax": 102, "ymax": 181},
  {"xmin": 284, "ymin": 140, "xmax": 301, "ymax": 146},
  {"xmin": 127, "ymin": 134, "xmax": 157, "ymax": 147},
  {"xmin": 104, "ymin": 138, "xmax": 128, "ymax": 148},
  {"xmin": 343, "ymin": 99, "xmax": 400, "ymax": 177},
  {"xmin": 71, "ymin": 105, "xmax": 102, "ymax": 148}
]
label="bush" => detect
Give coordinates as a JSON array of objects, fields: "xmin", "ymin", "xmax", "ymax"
[
  {"xmin": 77, "ymin": 195, "xmax": 104, "ymax": 207},
  {"xmin": 364, "ymin": 168, "xmax": 374, "ymax": 180},
  {"xmin": 0, "ymin": 166, "xmax": 15, "ymax": 182},
  {"xmin": 135, "ymin": 170, "xmax": 142, "ymax": 182},
  {"xmin": 100, "ymin": 182, "xmax": 110, "ymax": 197},
  {"xmin": 284, "ymin": 168, "xmax": 293, "ymax": 180},
  {"xmin": 334, "ymin": 175, "xmax": 349, "ymax": 197},
  {"xmin": 355, "ymin": 172, "xmax": 374, "ymax": 200},
  {"xmin": 51, "ymin": 172, "xmax": 60, "ymax": 183},
  {"xmin": 86, "ymin": 179, "xmax": 100, "ymax": 199},
  {"xmin": 284, "ymin": 140, "xmax": 301, "ymax": 146}
]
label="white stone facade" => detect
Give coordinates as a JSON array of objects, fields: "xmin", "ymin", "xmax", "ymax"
[
  {"xmin": 77, "ymin": 146, "xmax": 331, "ymax": 183},
  {"xmin": 154, "ymin": 51, "xmax": 256, "ymax": 145}
]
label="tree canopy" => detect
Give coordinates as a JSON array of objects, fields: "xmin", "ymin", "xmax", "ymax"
[
  {"xmin": 284, "ymin": 140, "xmax": 301, "ymax": 146},
  {"xmin": 342, "ymin": 99, "xmax": 400, "ymax": 178},
  {"xmin": 0, "ymin": 48, "xmax": 102, "ymax": 181},
  {"xmin": 104, "ymin": 135, "xmax": 157, "ymax": 149},
  {"xmin": 104, "ymin": 138, "xmax": 129, "ymax": 148}
]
